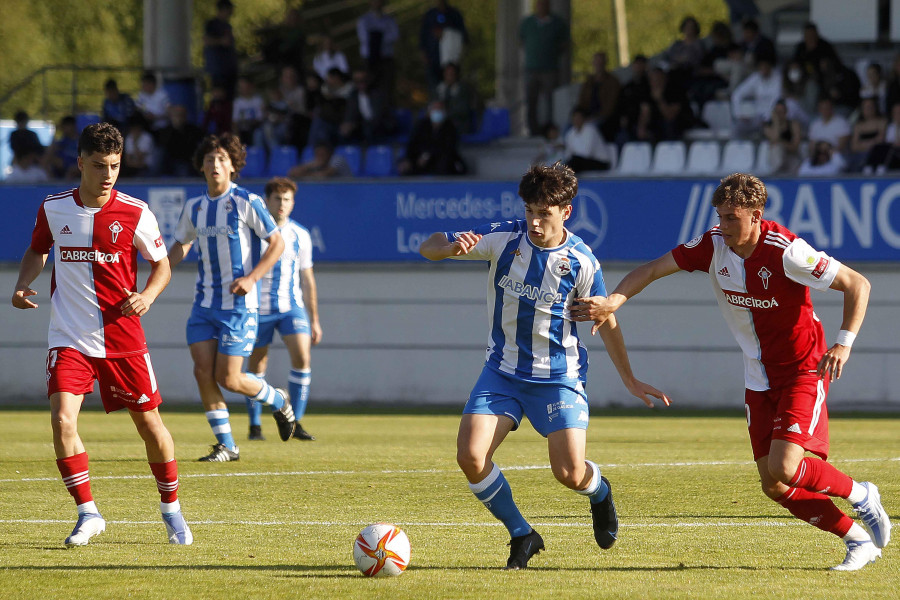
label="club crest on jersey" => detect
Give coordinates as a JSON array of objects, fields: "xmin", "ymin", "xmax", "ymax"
[
  {"xmin": 224, "ymin": 200, "xmax": 234, "ymax": 213},
  {"xmin": 684, "ymin": 234, "xmax": 703, "ymax": 248},
  {"xmin": 758, "ymin": 266, "xmax": 772, "ymax": 289},
  {"xmin": 109, "ymin": 221, "xmax": 123, "ymax": 243},
  {"xmin": 553, "ymin": 257, "xmax": 571, "ymax": 276}
]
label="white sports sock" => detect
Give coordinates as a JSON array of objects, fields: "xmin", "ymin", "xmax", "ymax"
[
  {"xmin": 161, "ymin": 499, "xmax": 181, "ymax": 514},
  {"xmin": 843, "ymin": 522, "xmax": 871, "ymax": 543},
  {"xmin": 847, "ymin": 481, "xmax": 867, "ymax": 505},
  {"xmin": 76, "ymin": 500, "xmax": 99, "ymax": 515}
]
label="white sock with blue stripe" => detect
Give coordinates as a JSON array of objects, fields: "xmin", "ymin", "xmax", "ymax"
[
  {"xmin": 246, "ymin": 373, "xmax": 284, "ymax": 411},
  {"xmin": 289, "ymin": 368, "xmax": 311, "ymax": 419},
  {"xmin": 576, "ymin": 460, "xmax": 609, "ymax": 503},
  {"xmin": 244, "ymin": 372, "xmax": 265, "ymax": 426},
  {"xmin": 469, "ymin": 463, "xmax": 531, "ymax": 538},
  {"xmin": 205, "ymin": 409, "xmax": 236, "ymax": 451}
]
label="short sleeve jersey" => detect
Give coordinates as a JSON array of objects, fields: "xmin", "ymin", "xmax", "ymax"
[
  {"xmin": 174, "ymin": 183, "xmax": 278, "ymax": 311},
  {"xmin": 30, "ymin": 189, "xmax": 167, "ymax": 358},
  {"xmin": 671, "ymin": 220, "xmax": 841, "ymax": 390},
  {"xmin": 445, "ymin": 220, "xmax": 606, "ymax": 383},
  {"xmin": 257, "ymin": 220, "xmax": 313, "ymax": 315}
]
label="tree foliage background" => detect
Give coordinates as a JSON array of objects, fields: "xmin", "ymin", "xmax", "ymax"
[{"xmin": 0, "ymin": 0, "xmax": 727, "ymax": 123}]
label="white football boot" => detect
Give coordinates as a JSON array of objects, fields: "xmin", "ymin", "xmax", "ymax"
[
  {"xmin": 831, "ymin": 540, "xmax": 881, "ymax": 571},
  {"xmin": 64, "ymin": 512, "xmax": 106, "ymax": 547}
]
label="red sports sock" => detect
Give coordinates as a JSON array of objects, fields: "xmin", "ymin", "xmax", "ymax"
[
  {"xmin": 789, "ymin": 456, "xmax": 853, "ymax": 498},
  {"xmin": 776, "ymin": 487, "xmax": 854, "ymax": 537},
  {"xmin": 149, "ymin": 460, "xmax": 179, "ymax": 503},
  {"xmin": 57, "ymin": 452, "xmax": 93, "ymax": 506}
]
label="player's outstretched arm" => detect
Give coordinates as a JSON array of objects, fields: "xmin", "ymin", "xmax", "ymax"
[
  {"xmin": 419, "ymin": 231, "xmax": 482, "ymax": 261},
  {"xmin": 596, "ymin": 313, "xmax": 671, "ymax": 408},
  {"xmin": 301, "ymin": 267, "xmax": 323, "ymax": 345},
  {"xmin": 121, "ymin": 257, "xmax": 172, "ymax": 317},
  {"xmin": 11, "ymin": 248, "xmax": 48, "ymax": 310},
  {"xmin": 232, "ymin": 231, "xmax": 285, "ymax": 296},
  {"xmin": 572, "ymin": 252, "xmax": 682, "ymax": 334},
  {"xmin": 817, "ymin": 264, "xmax": 871, "ymax": 382}
]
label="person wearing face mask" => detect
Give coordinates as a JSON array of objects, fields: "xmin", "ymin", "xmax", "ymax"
[
  {"xmin": 780, "ymin": 59, "xmax": 817, "ymax": 128},
  {"xmin": 399, "ymin": 100, "xmax": 467, "ymax": 176}
]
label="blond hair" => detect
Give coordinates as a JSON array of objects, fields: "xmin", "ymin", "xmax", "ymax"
[{"xmin": 711, "ymin": 173, "xmax": 767, "ymax": 211}]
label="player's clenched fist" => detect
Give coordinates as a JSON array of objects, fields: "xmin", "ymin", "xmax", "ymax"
[{"xmin": 450, "ymin": 232, "xmax": 483, "ymax": 255}]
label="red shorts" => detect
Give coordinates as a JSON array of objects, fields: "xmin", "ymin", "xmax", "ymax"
[
  {"xmin": 46, "ymin": 347, "xmax": 163, "ymax": 413},
  {"xmin": 744, "ymin": 374, "xmax": 830, "ymax": 461}
]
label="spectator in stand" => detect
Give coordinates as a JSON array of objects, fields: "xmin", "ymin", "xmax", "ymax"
[
  {"xmin": 615, "ymin": 55, "xmax": 651, "ymax": 144},
  {"xmin": 434, "ymin": 62, "xmax": 476, "ymax": 135},
  {"xmin": 798, "ymin": 140, "xmax": 845, "ymax": 176},
  {"xmin": 101, "ymin": 79, "xmax": 136, "ymax": 135},
  {"xmin": 5, "ymin": 152, "xmax": 48, "ymax": 183},
  {"xmin": 157, "ymin": 105, "xmax": 205, "ymax": 177},
  {"xmin": 740, "ymin": 18, "xmax": 776, "ymax": 67},
  {"xmin": 203, "ymin": 0, "xmax": 238, "ymax": 98},
  {"xmin": 257, "ymin": 7, "xmax": 306, "ymax": 76},
  {"xmin": 863, "ymin": 103, "xmax": 900, "ymax": 173},
  {"xmin": 312, "ymin": 33, "xmax": 350, "ymax": 81},
  {"xmin": 305, "ymin": 72, "xmax": 325, "ymax": 116},
  {"xmin": 781, "ymin": 58, "xmax": 818, "ymax": 128},
  {"xmin": 232, "ymin": 76, "xmax": 265, "ymax": 146},
  {"xmin": 123, "ymin": 116, "xmax": 156, "ymax": 178},
  {"xmin": 520, "ymin": 0, "xmax": 570, "ymax": 136},
  {"xmin": 847, "ymin": 96, "xmax": 887, "ymax": 172},
  {"xmin": 279, "ymin": 65, "xmax": 310, "ymax": 149},
  {"xmin": 731, "ymin": 57, "xmax": 782, "ymax": 138},
  {"xmin": 202, "ymin": 84, "xmax": 233, "ymax": 135},
  {"xmin": 861, "ymin": 63, "xmax": 888, "ymax": 116},
  {"xmin": 287, "ymin": 142, "xmax": 352, "ymax": 179},
  {"xmin": 254, "ymin": 88, "xmax": 292, "ymax": 158},
  {"xmin": 663, "ymin": 16, "xmax": 704, "ymax": 95},
  {"xmin": 357, "ymin": 0, "xmax": 399, "ymax": 98},
  {"xmin": 420, "ymin": 0, "xmax": 469, "ymax": 93},
  {"xmin": 399, "ymin": 100, "xmax": 467, "ymax": 176},
  {"xmin": 647, "ymin": 67, "xmax": 694, "ymax": 141},
  {"xmin": 886, "ymin": 54, "xmax": 900, "ymax": 113},
  {"xmin": 534, "ymin": 122, "xmax": 566, "ymax": 165},
  {"xmin": 793, "ymin": 22, "xmax": 839, "ymax": 86},
  {"xmin": 341, "ymin": 69, "xmax": 395, "ymax": 144},
  {"xmin": 135, "ymin": 71, "xmax": 171, "ymax": 134},
  {"xmin": 308, "ymin": 67, "xmax": 352, "ymax": 147},
  {"xmin": 43, "ymin": 115, "xmax": 80, "ymax": 180},
  {"xmin": 692, "ymin": 21, "xmax": 734, "ymax": 110},
  {"xmin": 616, "ymin": 101, "xmax": 657, "ymax": 146},
  {"xmin": 819, "ymin": 55, "xmax": 861, "ymax": 117},
  {"xmin": 808, "ymin": 97, "xmax": 851, "ymax": 156},
  {"xmin": 9, "ymin": 110, "xmax": 44, "ymax": 164},
  {"xmin": 576, "ymin": 51, "xmax": 621, "ymax": 141},
  {"xmin": 762, "ymin": 100, "xmax": 802, "ymax": 175},
  {"xmin": 564, "ymin": 107, "xmax": 611, "ymax": 173}
]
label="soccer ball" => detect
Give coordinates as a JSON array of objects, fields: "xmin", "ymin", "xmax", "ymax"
[{"xmin": 353, "ymin": 523, "xmax": 411, "ymax": 577}]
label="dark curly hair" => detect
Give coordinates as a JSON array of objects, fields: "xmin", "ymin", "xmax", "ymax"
[
  {"xmin": 518, "ymin": 161, "xmax": 578, "ymax": 208},
  {"xmin": 712, "ymin": 173, "xmax": 768, "ymax": 211},
  {"xmin": 78, "ymin": 122, "xmax": 123, "ymax": 157},
  {"xmin": 193, "ymin": 133, "xmax": 247, "ymax": 179}
]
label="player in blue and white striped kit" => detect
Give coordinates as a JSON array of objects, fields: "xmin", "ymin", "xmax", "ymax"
[
  {"xmin": 168, "ymin": 134, "xmax": 297, "ymax": 462},
  {"xmin": 420, "ymin": 163, "xmax": 670, "ymax": 569},
  {"xmin": 244, "ymin": 178, "xmax": 322, "ymax": 441}
]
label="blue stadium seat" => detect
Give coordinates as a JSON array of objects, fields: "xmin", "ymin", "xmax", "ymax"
[
  {"xmin": 335, "ymin": 145, "xmax": 362, "ymax": 176},
  {"xmin": 76, "ymin": 113, "xmax": 101, "ymax": 134},
  {"xmin": 461, "ymin": 107, "xmax": 510, "ymax": 144},
  {"xmin": 267, "ymin": 145, "xmax": 298, "ymax": 177},
  {"xmin": 363, "ymin": 145, "xmax": 395, "ymax": 177},
  {"xmin": 243, "ymin": 146, "xmax": 266, "ymax": 178},
  {"xmin": 299, "ymin": 145, "xmax": 315, "ymax": 164},
  {"xmin": 393, "ymin": 108, "xmax": 413, "ymax": 136}
]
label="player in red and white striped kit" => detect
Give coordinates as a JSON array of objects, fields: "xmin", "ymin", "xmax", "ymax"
[
  {"xmin": 571, "ymin": 173, "xmax": 890, "ymax": 571},
  {"xmin": 10, "ymin": 123, "xmax": 191, "ymax": 547}
]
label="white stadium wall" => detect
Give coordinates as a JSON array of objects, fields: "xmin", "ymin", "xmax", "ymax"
[{"xmin": 2, "ymin": 262, "xmax": 899, "ymax": 410}]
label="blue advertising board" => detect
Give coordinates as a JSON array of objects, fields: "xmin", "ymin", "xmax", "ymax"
[{"xmin": 2, "ymin": 177, "xmax": 900, "ymax": 262}]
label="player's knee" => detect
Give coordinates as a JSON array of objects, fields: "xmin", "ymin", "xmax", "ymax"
[
  {"xmin": 551, "ymin": 465, "xmax": 582, "ymax": 490},
  {"xmin": 50, "ymin": 411, "xmax": 77, "ymax": 439},
  {"xmin": 192, "ymin": 362, "xmax": 214, "ymax": 384},
  {"xmin": 760, "ymin": 480, "xmax": 784, "ymax": 500},
  {"xmin": 456, "ymin": 448, "xmax": 486, "ymax": 477},
  {"xmin": 217, "ymin": 371, "xmax": 244, "ymax": 392},
  {"xmin": 767, "ymin": 459, "xmax": 797, "ymax": 486}
]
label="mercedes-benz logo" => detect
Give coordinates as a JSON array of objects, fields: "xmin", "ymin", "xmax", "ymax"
[{"xmin": 567, "ymin": 188, "xmax": 607, "ymax": 250}]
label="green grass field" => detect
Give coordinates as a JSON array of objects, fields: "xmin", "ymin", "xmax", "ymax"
[{"xmin": 0, "ymin": 408, "xmax": 898, "ymax": 599}]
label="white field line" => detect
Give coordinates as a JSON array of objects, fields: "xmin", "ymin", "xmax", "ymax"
[
  {"xmin": 0, "ymin": 518, "xmax": 802, "ymax": 529},
  {"xmin": 2, "ymin": 456, "xmax": 898, "ymax": 484}
]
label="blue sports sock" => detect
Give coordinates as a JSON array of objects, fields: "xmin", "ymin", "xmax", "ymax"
[
  {"xmin": 205, "ymin": 409, "xmax": 237, "ymax": 451},
  {"xmin": 469, "ymin": 464, "xmax": 531, "ymax": 538},
  {"xmin": 246, "ymin": 373, "xmax": 284, "ymax": 411},
  {"xmin": 245, "ymin": 397, "xmax": 262, "ymax": 427},
  {"xmin": 289, "ymin": 368, "xmax": 311, "ymax": 419},
  {"xmin": 576, "ymin": 460, "xmax": 609, "ymax": 504}
]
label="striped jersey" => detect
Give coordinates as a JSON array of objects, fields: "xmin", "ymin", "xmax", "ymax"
[
  {"xmin": 174, "ymin": 183, "xmax": 278, "ymax": 311},
  {"xmin": 30, "ymin": 188, "xmax": 168, "ymax": 358},
  {"xmin": 671, "ymin": 220, "xmax": 841, "ymax": 391},
  {"xmin": 445, "ymin": 220, "xmax": 606, "ymax": 383},
  {"xmin": 257, "ymin": 220, "xmax": 313, "ymax": 315}
]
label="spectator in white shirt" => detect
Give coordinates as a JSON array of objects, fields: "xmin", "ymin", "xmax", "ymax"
[
  {"xmin": 564, "ymin": 107, "xmax": 611, "ymax": 172},
  {"xmin": 798, "ymin": 140, "xmax": 845, "ymax": 176},
  {"xmin": 731, "ymin": 58, "xmax": 782, "ymax": 138},
  {"xmin": 312, "ymin": 34, "xmax": 350, "ymax": 80},
  {"xmin": 808, "ymin": 97, "xmax": 851, "ymax": 155},
  {"xmin": 232, "ymin": 76, "xmax": 265, "ymax": 146},
  {"xmin": 123, "ymin": 116, "xmax": 156, "ymax": 177},
  {"xmin": 135, "ymin": 71, "xmax": 171, "ymax": 133}
]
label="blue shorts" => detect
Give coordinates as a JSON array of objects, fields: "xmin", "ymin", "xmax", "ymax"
[
  {"xmin": 186, "ymin": 305, "xmax": 259, "ymax": 357},
  {"xmin": 255, "ymin": 307, "xmax": 311, "ymax": 347},
  {"xmin": 464, "ymin": 366, "xmax": 590, "ymax": 437}
]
